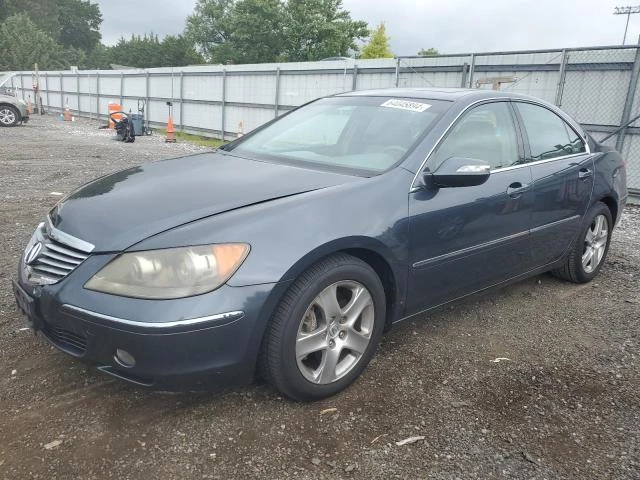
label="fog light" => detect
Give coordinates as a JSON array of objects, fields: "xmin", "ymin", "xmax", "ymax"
[{"xmin": 114, "ymin": 348, "xmax": 136, "ymax": 368}]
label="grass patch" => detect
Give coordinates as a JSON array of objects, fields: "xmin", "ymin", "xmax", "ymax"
[{"xmin": 157, "ymin": 129, "xmax": 227, "ymax": 148}]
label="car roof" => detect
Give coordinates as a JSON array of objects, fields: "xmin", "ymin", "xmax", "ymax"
[{"xmin": 336, "ymin": 87, "xmax": 520, "ymax": 102}]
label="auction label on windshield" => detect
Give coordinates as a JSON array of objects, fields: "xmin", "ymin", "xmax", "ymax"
[{"xmin": 380, "ymin": 99, "xmax": 431, "ymax": 112}]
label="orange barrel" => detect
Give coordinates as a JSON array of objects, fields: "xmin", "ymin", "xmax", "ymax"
[{"xmin": 108, "ymin": 102, "xmax": 123, "ymax": 129}]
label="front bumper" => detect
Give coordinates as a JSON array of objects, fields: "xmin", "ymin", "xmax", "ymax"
[{"xmin": 13, "ymin": 262, "xmax": 283, "ymax": 390}]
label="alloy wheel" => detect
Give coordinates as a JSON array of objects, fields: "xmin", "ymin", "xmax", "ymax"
[
  {"xmin": 582, "ymin": 214, "xmax": 608, "ymax": 274},
  {"xmin": 0, "ymin": 108, "xmax": 16, "ymax": 126},
  {"xmin": 295, "ymin": 280, "xmax": 375, "ymax": 384}
]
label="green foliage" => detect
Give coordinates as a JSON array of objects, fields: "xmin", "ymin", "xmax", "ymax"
[
  {"xmin": 418, "ymin": 47, "xmax": 439, "ymax": 56},
  {"xmin": 57, "ymin": 0, "xmax": 102, "ymax": 51},
  {"xmin": 106, "ymin": 34, "xmax": 204, "ymax": 69},
  {"xmin": 282, "ymin": 0, "xmax": 368, "ymax": 61},
  {"xmin": 228, "ymin": 0, "xmax": 285, "ymax": 64},
  {"xmin": 360, "ymin": 22, "xmax": 393, "ymax": 59},
  {"xmin": 2, "ymin": 0, "xmax": 60, "ymax": 37},
  {"xmin": 0, "ymin": 14, "xmax": 77, "ymax": 70},
  {"xmin": 186, "ymin": 0, "xmax": 367, "ymax": 63}
]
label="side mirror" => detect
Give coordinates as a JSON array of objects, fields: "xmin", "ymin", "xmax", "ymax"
[{"xmin": 426, "ymin": 157, "xmax": 491, "ymax": 188}]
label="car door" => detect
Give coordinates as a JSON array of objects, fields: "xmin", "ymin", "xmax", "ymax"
[
  {"xmin": 406, "ymin": 100, "xmax": 534, "ymax": 315},
  {"xmin": 512, "ymin": 101, "xmax": 594, "ymax": 267}
]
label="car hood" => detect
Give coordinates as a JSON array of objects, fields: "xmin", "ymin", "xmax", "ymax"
[{"xmin": 49, "ymin": 152, "xmax": 359, "ymax": 252}]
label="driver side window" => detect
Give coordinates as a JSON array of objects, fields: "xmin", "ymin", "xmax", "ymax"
[{"xmin": 428, "ymin": 102, "xmax": 520, "ymax": 171}]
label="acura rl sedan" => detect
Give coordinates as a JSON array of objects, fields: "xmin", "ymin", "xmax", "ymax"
[{"xmin": 13, "ymin": 88, "xmax": 627, "ymax": 401}]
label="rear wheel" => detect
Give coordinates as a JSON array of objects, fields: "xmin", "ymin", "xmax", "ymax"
[
  {"xmin": 0, "ymin": 105, "xmax": 20, "ymax": 127},
  {"xmin": 552, "ymin": 202, "xmax": 612, "ymax": 283},
  {"xmin": 262, "ymin": 254, "xmax": 386, "ymax": 401}
]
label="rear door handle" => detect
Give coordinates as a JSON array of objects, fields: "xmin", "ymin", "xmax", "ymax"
[
  {"xmin": 578, "ymin": 168, "xmax": 593, "ymax": 179},
  {"xmin": 506, "ymin": 182, "xmax": 530, "ymax": 197}
]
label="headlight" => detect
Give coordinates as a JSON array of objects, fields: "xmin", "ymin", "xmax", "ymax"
[{"xmin": 85, "ymin": 244, "xmax": 250, "ymax": 299}]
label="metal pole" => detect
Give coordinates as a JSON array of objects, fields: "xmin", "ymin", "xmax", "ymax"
[
  {"xmin": 624, "ymin": 12, "xmax": 631, "ymax": 45},
  {"xmin": 555, "ymin": 48, "xmax": 569, "ymax": 106},
  {"xmin": 45, "ymin": 74, "xmax": 50, "ymax": 111},
  {"xmin": 460, "ymin": 62, "xmax": 469, "ymax": 88},
  {"xmin": 274, "ymin": 67, "xmax": 281, "ymax": 117},
  {"xmin": 119, "ymin": 72, "xmax": 124, "ymax": 105},
  {"xmin": 145, "ymin": 71, "xmax": 150, "ymax": 126},
  {"xmin": 179, "ymin": 71, "xmax": 184, "ymax": 132},
  {"xmin": 352, "ymin": 65, "xmax": 358, "ymax": 91},
  {"xmin": 394, "ymin": 57, "xmax": 400, "ymax": 87},
  {"xmin": 60, "ymin": 74, "xmax": 64, "ymax": 110},
  {"xmin": 221, "ymin": 69, "xmax": 226, "ymax": 141},
  {"xmin": 76, "ymin": 72, "xmax": 80, "ymax": 114},
  {"xmin": 468, "ymin": 54, "xmax": 476, "ymax": 88},
  {"xmin": 20, "ymin": 74, "xmax": 24, "ymax": 101},
  {"xmin": 617, "ymin": 37, "xmax": 640, "ymax": 151}
]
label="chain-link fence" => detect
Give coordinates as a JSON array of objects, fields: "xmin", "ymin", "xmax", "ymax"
[{"xmin": 4, "ymin": 45, "xmax": 640, "ymax": 195}]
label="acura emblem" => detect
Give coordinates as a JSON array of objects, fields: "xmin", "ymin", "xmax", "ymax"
[{"xmin": 25, "ymin": 242, "xmax": 43, "ymax": 265}]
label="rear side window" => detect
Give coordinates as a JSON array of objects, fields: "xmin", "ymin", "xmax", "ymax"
[{"xmin": 515, "ymin": 102, "xmax": 586, "ymax": 161}]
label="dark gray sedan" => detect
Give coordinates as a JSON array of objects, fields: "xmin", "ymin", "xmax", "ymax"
[{"xmin": 13, "ymin": 88, "xmax": 627, "ymax": 401}]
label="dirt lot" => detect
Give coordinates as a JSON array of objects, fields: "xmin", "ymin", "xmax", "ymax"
[{"xmin": 0, "ymin": 115, "xmax": 639, "ymax": 479}]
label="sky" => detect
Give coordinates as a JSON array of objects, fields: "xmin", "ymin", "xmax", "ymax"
[{"xmin": 95, "ymin": 0, "xmax": 640, "ymax": 55}]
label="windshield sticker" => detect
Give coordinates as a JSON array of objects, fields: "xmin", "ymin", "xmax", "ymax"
[{"xmin": 380, "ymin": 99, "xmax": 431, "ymax": 112}]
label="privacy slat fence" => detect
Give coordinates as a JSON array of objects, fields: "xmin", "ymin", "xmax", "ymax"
[{"xmin": 5, "ymin": 44, "xmax": 640, "ymax": 195}]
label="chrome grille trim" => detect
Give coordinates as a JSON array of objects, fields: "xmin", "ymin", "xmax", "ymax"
[{"xmin": 23, "ymin": 219, "xmax": 93, "ymax": 285}]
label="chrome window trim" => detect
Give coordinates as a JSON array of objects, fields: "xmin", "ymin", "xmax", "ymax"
[
  {"xmin": 409, "ymin": 97, "xmax": 591, "ymax": 192},
  {"xmin": 62, "ymin": 304, "xmax": 244, "ymax": 329},
  {"xmin": 491, "ymin": 151, "xmax": 590, "ymax": 174},
  {"xmin": 45, "ymin": 215, "xmax": 95, "ymax": 253}
]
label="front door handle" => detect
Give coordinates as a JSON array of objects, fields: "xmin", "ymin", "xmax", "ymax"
[
  {"xmin": 506, "ymin": 182, "xmax": 530, "ymax": 197},
  {"xmin": 578, "ymin": 168, "xmax": 593, "ymax": 179}
]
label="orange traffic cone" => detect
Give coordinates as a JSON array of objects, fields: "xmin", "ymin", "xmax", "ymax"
[
  {"xmin": 63, "ymin": 105, "xmax": 73, "ymax": 122},
  {"xmin": 165, "ymin": 115, "xmax": 176, "ymax": 143},
  {"xmin": 26, "ymin": 96, "xmax": 33, "ymax": 115}
]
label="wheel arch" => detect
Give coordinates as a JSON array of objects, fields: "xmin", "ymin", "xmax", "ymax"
[
  {"xmin": 250, "ymin": 237, "xmax": 404, "ymax": 381},
  {"xmin": 596, "ymin": 195, "xmax": 618, "ymax": 225},
  {"xmin": 251, "ymin": 237, "xmax": 405, "ymax": 370}
]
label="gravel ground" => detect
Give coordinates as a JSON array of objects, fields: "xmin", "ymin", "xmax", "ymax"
[{"xmin": 1, "ymin": 115, "xmax": 639, "ymax": 479}]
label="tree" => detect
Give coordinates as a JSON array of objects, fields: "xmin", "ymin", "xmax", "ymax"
[
  {"xmin": 56, "ymin": 0, "xmax": 102, "ymax": 51},
  {"xmin": 0, "ymin": 14, "xmax": 70, "ymax": 70},
  {"xmin": 1, "ymin": 0, "xmax": 60, "ymax": 38},
  {"xmin": 227, "ymin": 0, "xmax": 285, "ymax": 64},
  {"xmin": 186, "ymin": 0, "xmax": 368, "ymax": 63},
  {"xmin": 360, "ymin": 22, "xmax": 393, "ymax": 59},
  {"xmin": 105, "ymin": 34, "xmax": 204, "ymax": 69},
  {"xmin": 282, "ymin": 0, "xmax": 368, "ymax": 61},
  {"xmin": 185, "ymin": 0, "xmax": 235, "ymax": 63},
  {"xmin": 418, "ymin": 47, "xmax": 439, "ymax": 56},
  {"xmin": 159, "ymin": 35, "xmax": 205, "ymax": 67}
]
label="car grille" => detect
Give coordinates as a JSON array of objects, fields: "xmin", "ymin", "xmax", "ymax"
[
  {"xmin": 30, "ymin": 238, "xmax": 89, "ymax": 281},
  {"xmin": 42, "ymin": 323, "xmax": 87, "ymax": 355},
  {"xmin": 24, "ymin": 220, "xmax": 93, "ymax": 285}
]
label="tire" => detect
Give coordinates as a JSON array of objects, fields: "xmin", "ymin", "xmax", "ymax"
[
  {"xmin": 262, "ymin": 253, "xmax": 386, "ymax": 401},
  {"xmin": 552, "ymin": 202, "xmax": 613, "ymax": 283},
  {"xmin": 0, "ymin": 105, "xmax": 20, "ymax": 127}
]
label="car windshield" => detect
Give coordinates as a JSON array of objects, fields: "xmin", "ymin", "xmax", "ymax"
[{"xmin": 227, "ymin": 96, "xmax": 450, "ymax": 174}]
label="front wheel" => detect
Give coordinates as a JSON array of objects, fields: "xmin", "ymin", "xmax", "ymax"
[
  {"xmin": 0, "ymin": 105, "xmax": 20, "ymax": 127},
  {"xmin": 262, "ymin": 254, "xmax": 386, "ymax": 401},
  {"xmin": 552, "ymin": 202, "xmax": 613, "ymax": 283}
]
